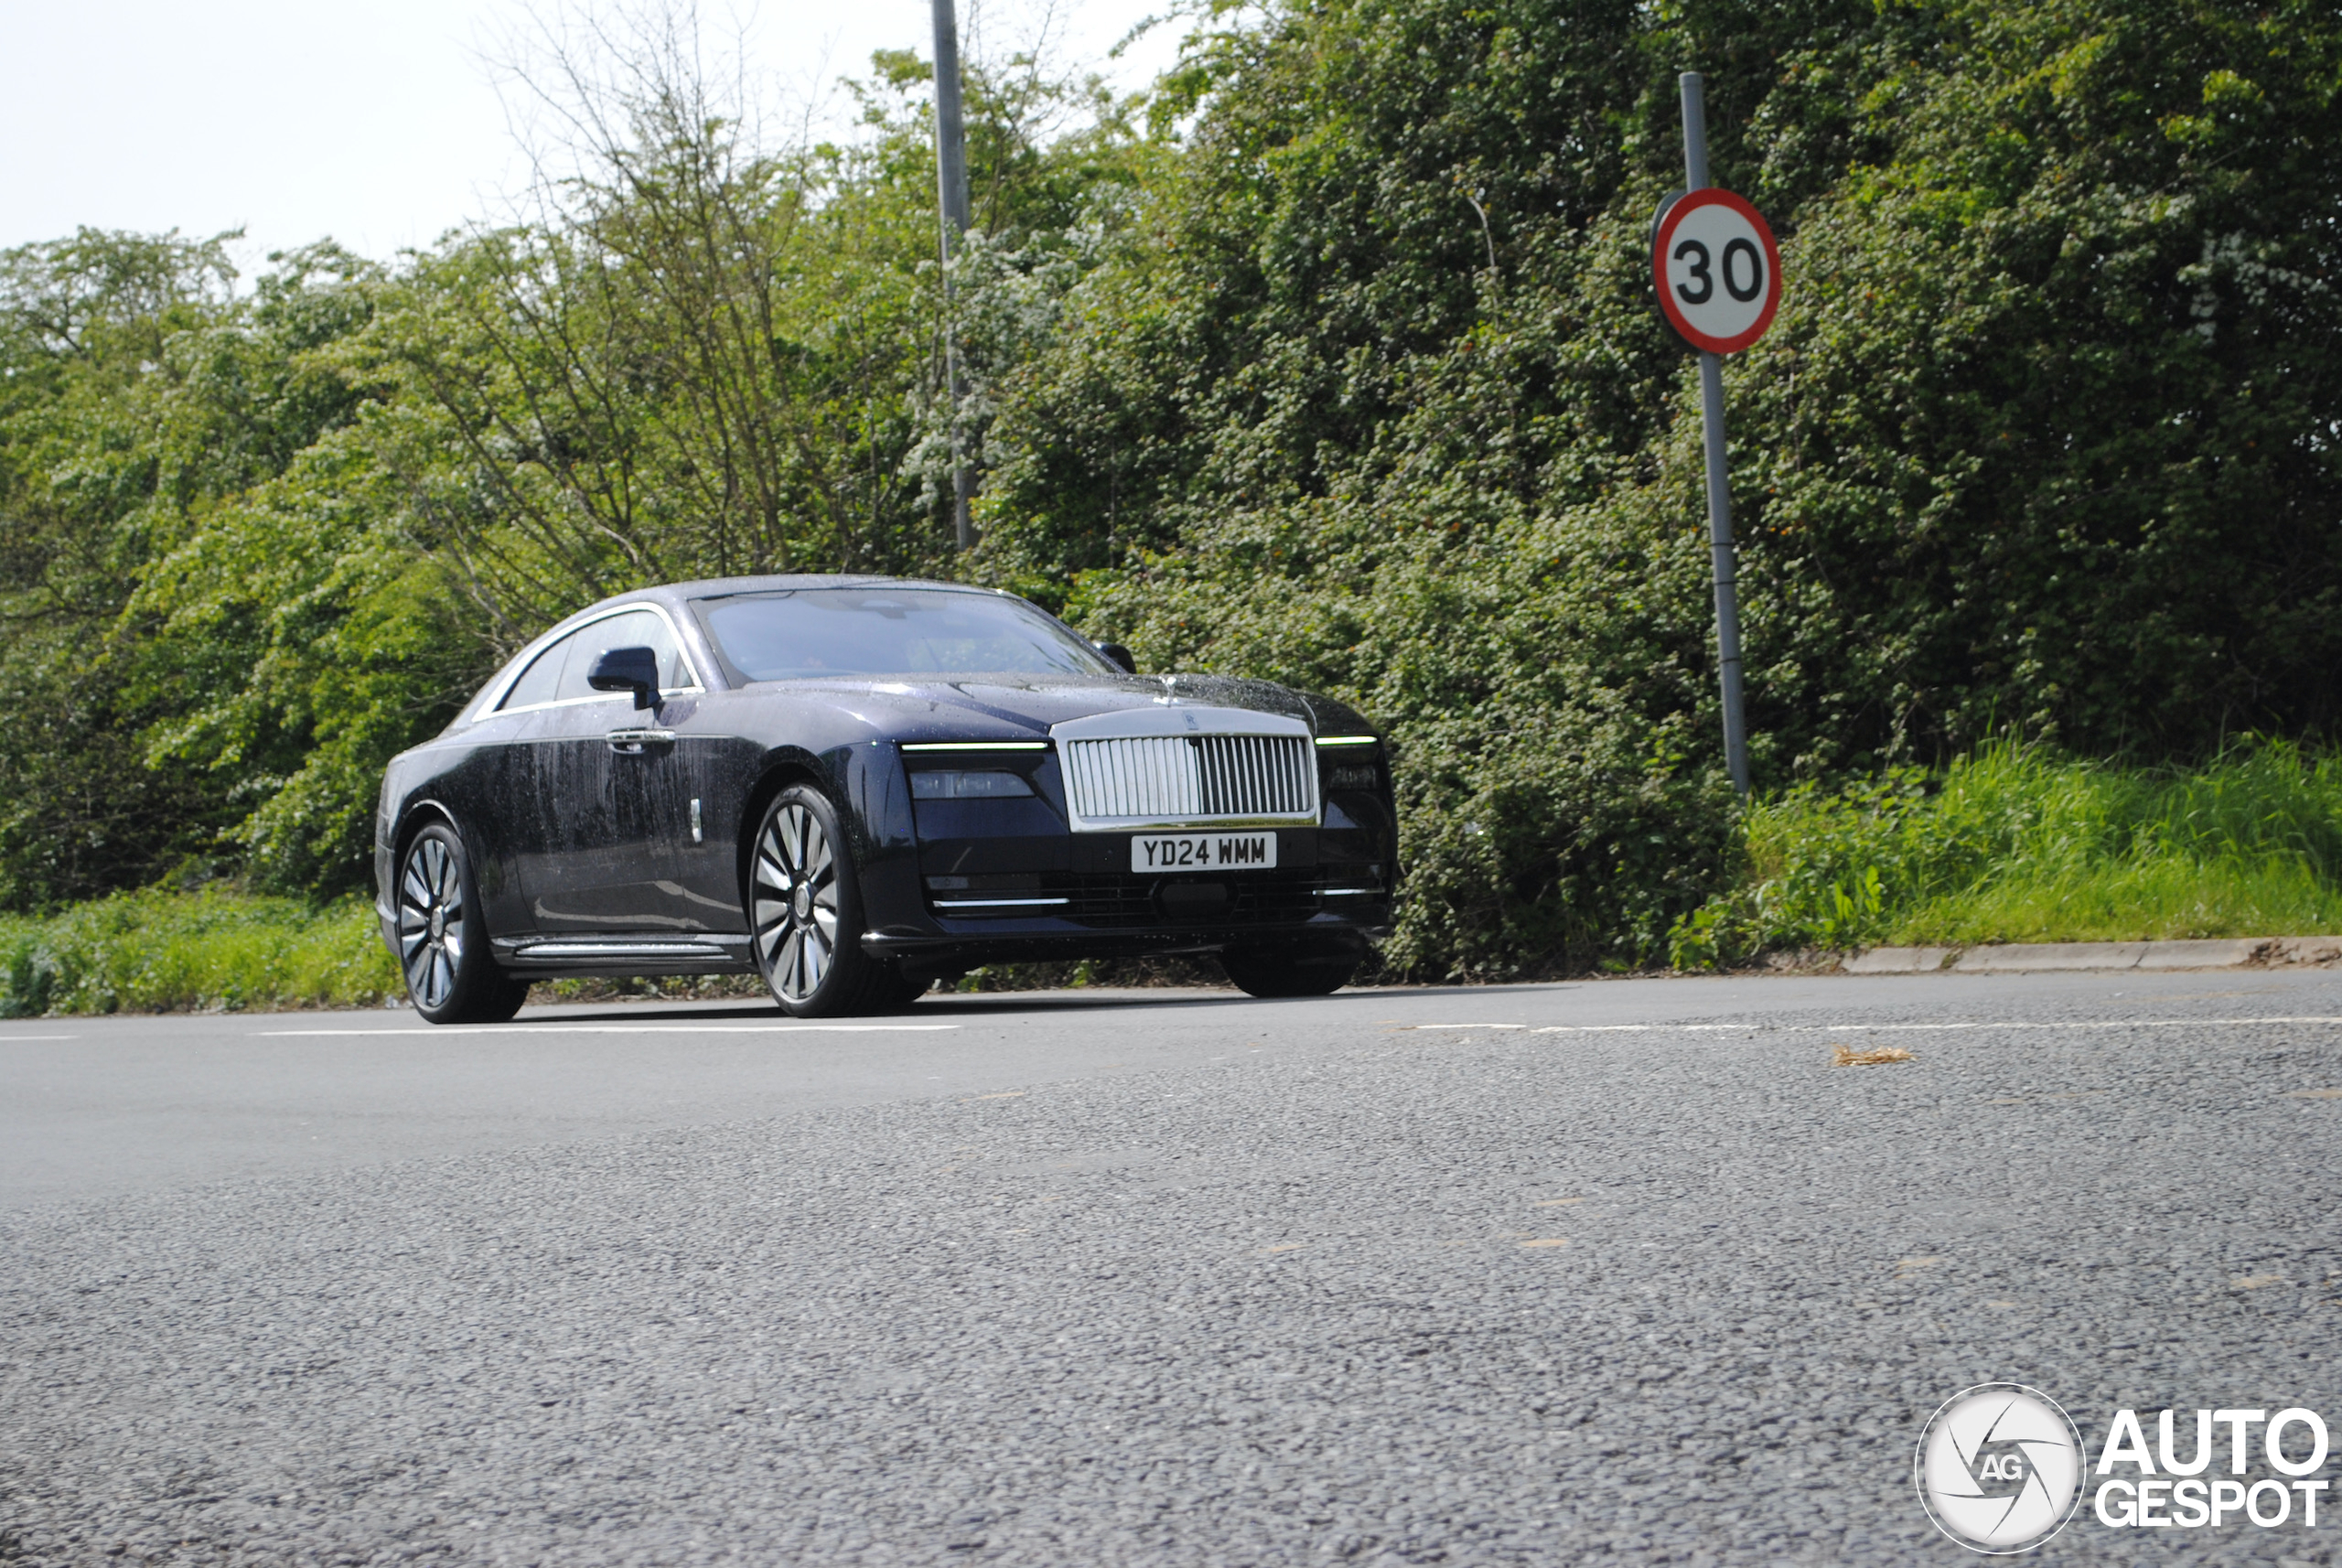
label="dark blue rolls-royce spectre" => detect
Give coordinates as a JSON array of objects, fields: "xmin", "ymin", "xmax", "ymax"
[{"xmin": 374, "ymin": 576, "xmax": 1397, "ymax": 1020}]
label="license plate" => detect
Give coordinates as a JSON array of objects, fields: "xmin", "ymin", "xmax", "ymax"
[{"xmin": 1131, "ymin": 832, "xmax": 1278, "ymax": 873}]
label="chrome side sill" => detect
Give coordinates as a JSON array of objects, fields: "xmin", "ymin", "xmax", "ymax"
[{"xmin": 505, "ymin": 941, "xmax": 736, "ymax": 961}]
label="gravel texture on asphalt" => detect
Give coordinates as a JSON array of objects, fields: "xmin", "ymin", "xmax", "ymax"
[{"xmin": 5, "ymin": 998, "xmax": 2340, "ymax": 1565}]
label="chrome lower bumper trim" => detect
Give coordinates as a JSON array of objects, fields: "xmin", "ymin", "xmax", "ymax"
[{"xmin": 930, "ymin": 897, "xmax": 1074, "ymax": 910}]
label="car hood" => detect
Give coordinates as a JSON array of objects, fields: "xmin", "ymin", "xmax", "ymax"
[{"xmin": 740, "ymin": 672, "xmax": 1374, "ymax": 742}]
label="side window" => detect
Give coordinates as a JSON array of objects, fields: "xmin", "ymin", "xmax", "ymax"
[
  {"xmin": 497, "ymin": 608, "xmax": 696, "ymax": 710},
  {"xmin": 553, "ymin": 609, "xmax": 692, "ymax": 701},
  {"xmin": 499, "ymin": 633, "xmax": 574, "ymax": 710},
  {"xmin": 644, "ymin": 612, "xmax": 693, "ymax": 690}
]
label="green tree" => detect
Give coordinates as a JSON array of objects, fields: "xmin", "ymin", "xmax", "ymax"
[
  {"xmin": 366, "ymin": 21, "xmax": 1156, "ymax": 646},
  {"xmin": 0, "ymin": 18, "xmax": 1156, "ymax": 906},
  {"xmin": 981, "ymin": 0, "xmax": 2342, "ymax": 974},
  {"xmin": 0, "ymin": 231, "xmax": 377, "ymax": 906}
]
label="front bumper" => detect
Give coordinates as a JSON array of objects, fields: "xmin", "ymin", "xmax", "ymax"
[
  {"xmin": 872, "ymin": 819, "xmax": 1388, "ymax": 943},
  {"xmin": 862, "ymin": 854, "xmax": 1391, "ymax": 976}
]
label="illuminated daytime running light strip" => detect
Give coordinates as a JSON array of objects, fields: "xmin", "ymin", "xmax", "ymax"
[
  {"xmin": 901, "ymin": 741, "xmax": 1049, "ymax": 752},
  {"xmin": 1314, "ymin": 735, "xmax": 1378, "ymax": 746}
]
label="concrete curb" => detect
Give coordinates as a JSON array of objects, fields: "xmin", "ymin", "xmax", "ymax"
[{"xmin": 1841, "ymin": 937, "xmax": 2342, "ymax": 974}]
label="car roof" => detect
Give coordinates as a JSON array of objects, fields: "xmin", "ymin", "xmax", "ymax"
[
  {"xmin": 457, "ymin": 576, "xmax": 1043, "ymax": 726},
  {"xmin": 536, "ymin": 575, "xmax": 1022, "ymax": 643},
  {"xmin": 633, "ymin": 575, "xmax": 1011, "ymax": 607},
  {"xmin": 533, "ymin": 575, "xmax": 1034, "ymax": 648}
]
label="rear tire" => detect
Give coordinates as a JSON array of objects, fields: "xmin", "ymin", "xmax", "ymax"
[
  {"xmin": 749, "ymin": 785, "xmax": 899, "ymax": 1017},
  {"xmin": 395, "ymin": 823, "xmax": 531, "ymax": 1024},
  {"xmin": 1219, "ymin": 941, "xmax": 1361, "ymax": 999}
]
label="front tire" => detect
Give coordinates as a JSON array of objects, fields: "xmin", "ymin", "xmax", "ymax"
[
  {"xmin": 395, "ymin": 823, "xmax": 530, "ymax": 1024},
  {"xmin": 749, "ymin": 785, "xmax": 902, "ymax": 1017},
  {"xmin": 1220, "ymin": 941, "xmax": 1361, "ymax": 999}
]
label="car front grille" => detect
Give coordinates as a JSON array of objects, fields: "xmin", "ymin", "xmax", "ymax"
[{"xmin": 1061, "ymin": 734, "xmax": 1316, "ymax": 827}]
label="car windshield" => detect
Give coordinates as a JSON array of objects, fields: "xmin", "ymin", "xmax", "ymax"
[{"xmin": 694, "ymin": 588, "xmax": 1114, "ymax": 681}]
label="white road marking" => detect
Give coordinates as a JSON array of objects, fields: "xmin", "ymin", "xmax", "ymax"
[
  {"xmin": 1801, "ymin": 1016, "xmax": 2342, "ymax": 1032},
  {"xmin": 259, "ymin": 1024, "xmax": 962, "ymax": 1036},
  {"xmin": 0, "ymin": 1034, "xmax": 78, "ymax": 1040},
  {"xmin": 1405, "ymin": 1016, "xmax": 2342, "ymax": 1034}
]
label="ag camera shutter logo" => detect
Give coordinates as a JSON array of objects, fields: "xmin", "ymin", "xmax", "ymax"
[{"xmin": 1915, "ymin": 1384, "xmax": 2085, "ymax": 1553}]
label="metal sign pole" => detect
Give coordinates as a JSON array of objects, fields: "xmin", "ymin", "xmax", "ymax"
[
  {"xmin": 1679, "ymin": 71, "xmax": 1750, "ymax": 797},
  {"xmin": 931, "ymin": 0, "xmax": 976, "ymax": 551}
]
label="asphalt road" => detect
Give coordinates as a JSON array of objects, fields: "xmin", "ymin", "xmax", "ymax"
[{"xmin": 5, "ymin": 969, "xmax": 2341, "ymax": 1564}]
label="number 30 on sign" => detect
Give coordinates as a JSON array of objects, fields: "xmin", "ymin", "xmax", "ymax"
[{"xmin": 1652, "ymin": 188, "xmax": 1781, "ymax": 355}]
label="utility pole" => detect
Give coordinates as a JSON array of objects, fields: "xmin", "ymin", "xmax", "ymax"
[
  {"xmin": 1678, "ymin": 72, "xmax": 1751, "ymax": 797},
  {"xmin": 931, "ymin": 0, "xmax": 976, "ymax": 551}
]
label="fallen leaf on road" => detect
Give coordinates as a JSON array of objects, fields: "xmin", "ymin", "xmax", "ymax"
[{"xmin": 1834, "ymin": 1044, "xmax": 1914, "ymax": 1067}]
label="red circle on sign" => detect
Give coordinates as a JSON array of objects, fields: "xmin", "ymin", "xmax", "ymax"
[{"xmin": 1652, "ymin": 188, "xmax": 1781, "ymax": 355}]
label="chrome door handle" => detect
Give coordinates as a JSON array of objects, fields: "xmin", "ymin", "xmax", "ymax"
[{"xmin": 605, "ymin": 727, "xmax": 676, "ymax": 754}]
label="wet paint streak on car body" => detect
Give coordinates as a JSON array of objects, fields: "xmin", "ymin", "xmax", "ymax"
[{"xmin": 372, "ymin": 575, "xmax": 1397, "ymax": 991}]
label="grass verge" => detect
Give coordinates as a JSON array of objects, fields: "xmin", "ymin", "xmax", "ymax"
[
  {"xmin": 0, "ymin": 895, "xmax": 1236, "ymax": 1017},
  {"xmin": 0, "ymin": 889, "xmax": 399, "ymax": 1016},
  {"xmin": 1671, "ymin": 738, "xmax": 2342, "ymax": 967}
]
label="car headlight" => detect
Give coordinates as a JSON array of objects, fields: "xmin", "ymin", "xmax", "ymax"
[{"xmin": 909, "ymin": 769, "xmax": 1036, "ymax": 800}]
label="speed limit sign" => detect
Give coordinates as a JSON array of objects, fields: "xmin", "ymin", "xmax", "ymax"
[{"xmin": 1652, "ymin": 188, "xmax": 1780, "ymax": 355}]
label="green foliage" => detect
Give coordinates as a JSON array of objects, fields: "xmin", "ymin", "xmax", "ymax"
[
  {"xmin": 0, "ymin": 28, "xmax": 1144, "ymax": 908},
  {"xmin": 1671, "ymin": 739, "xmax": 2342, "ymax": 965},
  {"xmin": 0, "ymin": 231, "xmax": 375, "ymax": 907},
  {"xmin": 0, "ymin": 888, "xmax": 396, "ymax": 1016},
  {"xmin": 359, "ymin": 39, "xmax": 1152, "ymax": 645},
  {"xmin": 982, "ymin": 0, "xmax": 2342, "ymax": 973},
  {"xmin": 7, "ymin": 0, "xmax": 2342, "ymax": 992},
  {"xmin": 1736, "ymin": 0, "xmax": 2342, "ymax": 764}
]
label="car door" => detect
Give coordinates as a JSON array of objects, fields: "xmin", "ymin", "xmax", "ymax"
[
  {"xmin": 657, "ymin": 689, "xmax": 769, "ymax": 932},
  {"xmin": 513, "ymin": 607, "xmax": 701, "ymax": 934}
]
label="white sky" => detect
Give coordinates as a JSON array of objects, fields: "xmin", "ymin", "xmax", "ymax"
[{"xmin": 0, "ymin": 0, "xmax": 1185, "ymax": 270}]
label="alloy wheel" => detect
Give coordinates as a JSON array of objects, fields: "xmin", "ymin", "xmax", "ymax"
[
  {"xmin": 396, "ymin": 833, "xmax": 467, "ymax": 1012},
  {"xmin": 754, "ymin": 801, "xmax": 839, "ymax": 1002}
]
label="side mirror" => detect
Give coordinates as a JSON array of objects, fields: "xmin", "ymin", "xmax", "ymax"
[
  {"xmin": 1097, "ymin": 642, "xmax": 1138, "ymax": 674},
  {"xmin": 587, "ymin": 646, "xmax": 661, "ymax": 709}
]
